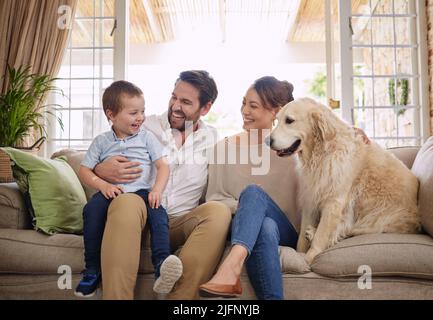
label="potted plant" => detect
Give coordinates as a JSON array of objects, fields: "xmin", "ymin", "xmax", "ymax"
[
  {"xmin": 0, "ymin": 65, "xmax": 64, "ymax": 182},
  {"xmin": 0, "ymin": 65, "xmax": 64, "ymax": 148}
]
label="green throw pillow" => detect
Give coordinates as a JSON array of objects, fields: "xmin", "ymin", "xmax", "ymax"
[{"xmin": 1, "ymin": 147, "xmax": 86, "ymax": 235}]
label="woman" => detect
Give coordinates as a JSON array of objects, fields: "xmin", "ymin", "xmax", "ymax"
[{"xmin": 200, "ymin": 76, "xmax": 299, "ymax": 300}]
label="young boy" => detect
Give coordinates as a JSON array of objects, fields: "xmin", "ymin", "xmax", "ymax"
[{"xmin": 74, "ymin": 81, "xmax": 182, "ymax": 298}]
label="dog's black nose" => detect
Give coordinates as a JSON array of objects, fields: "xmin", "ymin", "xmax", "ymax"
[{"xmin": 265, "ymin": 136, "xmax": 273, "ymax": 147}]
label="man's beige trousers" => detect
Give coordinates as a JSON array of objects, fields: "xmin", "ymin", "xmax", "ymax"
[{"xmin": 101, "ymin": 193, "xmax": 231, "ymax": 299}]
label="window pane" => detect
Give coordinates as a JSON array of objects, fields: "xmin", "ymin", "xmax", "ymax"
[
  {"xmin": 352, "ymin": 18, "xmax": 372, "ymax": 46},
  {"xmin": 353, "ymin": 77, "xmax": 373, "ymax": 107},
  {"xmin": 353, "ymin": 108, "xmax": 375, "ymax": 138},
  {"xmin": 72, "ymin": 19, "xmax": 94, "ymax": 47},
  {"xmin": 58, "ymin": 50, "xmax": 71, "ymax": 78},
  {"xmin": 374, "ymin": 77, "xmax": 393, "ymax": 106},
  {"xmin": 374, "ymin": 0, "xmax": 393, "ymax": 14},
  {"xmin": 396, "ymin": 48, "xmax": 413, "ymax": 75},
  {"xmin": 394, "ymin": 0, "xmax": 410, "ymax": 14},
  {"xmin": 70, "ymin": 80, "xmax": 95, "ymax": 108},
  {"xmin": 353, "ymin": 47, "xmax": 372, "ymax": 75},
  {"xmin": 95, "ymin": 19, "xmax": 115, "ymax": 47},
  {"xmin": 70, "ymin": 49, "xmax": 96, "ymax": 78},
  {"xmin": 374, "ymin": 108, "xmax": 398, "ymax": 137},
  {"xmin": 69, "ymin": 110, "xmax": 94, "ymax": 140},
  {"xmin": 56, "ymin": 110, "xmax": 70, "ymax": 140},
  {"xmin": 55, "ymin": 79, "xmax": 71, "ymax": 109},
  {"xmin": 395, "ymin": 17, "xmax": 414, "ymax": 45},
  {"xmin": 93, "ymin": 109, "xmax": 111, "ymax": 136},
  {"xmin": 94, "ymin": 49, "xmax": 114, "ymax": 78},
  {"xmin": 397, "ymin": 108, "xmax": 415, "ymax": 137},
  {"xmin": 95, "ymin": 0, "xmax": 115, "ymax": 17},
  {"xmin": 372, "ymin": 17, "xmax": 394, "ymax": 45},
  {"xmin": 373, "ymin": 48, "xmax": 395, "ymax": 76}
]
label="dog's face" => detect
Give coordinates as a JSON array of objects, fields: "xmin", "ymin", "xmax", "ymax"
[{"xmin": 268, "ymin": 98, "xmax": 331, "ymax": 157}]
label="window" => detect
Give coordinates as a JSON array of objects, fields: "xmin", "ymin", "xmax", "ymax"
[
  {"xmin": 340, "ymin": 0, "xmax": 429, "ymax": 147},
  {"xmin": 127, "ymin": 0, "xmax": 324, "ymax": 138},
  {"xmin": 48, "ymin": 0, "xmax": 429, "ymax": 153},
  {"xmin": 51, "ymin": 0, "xmax": 115, "ymax": 153}
]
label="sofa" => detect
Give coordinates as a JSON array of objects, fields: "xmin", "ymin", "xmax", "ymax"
[{"xmin": 1, "ymin": 138, "xmax": 433, "ymax": 300}]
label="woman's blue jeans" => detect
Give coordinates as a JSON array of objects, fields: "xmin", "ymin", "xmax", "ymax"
[{"xmin": 231, "ymin": 184, "xmax": 298, "ymax": 300}]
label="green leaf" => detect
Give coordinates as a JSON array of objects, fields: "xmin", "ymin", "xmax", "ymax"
[{"xmin": 0, "ymin": 65, "xmax": 66, "ymax": 147}]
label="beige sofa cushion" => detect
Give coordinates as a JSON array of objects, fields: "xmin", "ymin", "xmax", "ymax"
[
  {"xmin": 388, "ymin": 146, "xmax": 420, "ymax": 169},
  {"xmin": 0, "ymin": 229, "xmax": 154, "ymax": 274},
  {"xmin": 51, "ymin": 149, "xmax": 97, "ymax": 201},
  {"xmin": 311, "ymin": 233, "xmax": 433, "ymax": 279},
  {"xmin": 0, "ymin": 183, "xmax": 31, "ymax": 229},
  {"xmin": 411, "ymin": 136, "xmax": 433, "ymax": 237}
]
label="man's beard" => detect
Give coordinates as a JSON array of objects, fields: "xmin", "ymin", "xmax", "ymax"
[{"xmin": 168, "ymin": 109, "xmax": 197, "ymax": 132}]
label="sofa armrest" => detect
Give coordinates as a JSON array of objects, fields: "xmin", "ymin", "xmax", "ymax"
[
  {"xmin": 0, "ymin": 183, "xmax": 32, "ymax": 229},
  {"xmin": 387, "ymin": 146, "xmax": 420, "ymax": 169}
]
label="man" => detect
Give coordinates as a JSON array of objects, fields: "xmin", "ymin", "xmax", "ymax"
[{"xmin": 94, "ymin": 70, "xmax": 231, "ymax": 299}]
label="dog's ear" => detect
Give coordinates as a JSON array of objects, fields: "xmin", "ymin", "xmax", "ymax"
[{"xmin": 311, "ymin": 111, "xmax": 336, "ymax": 142}]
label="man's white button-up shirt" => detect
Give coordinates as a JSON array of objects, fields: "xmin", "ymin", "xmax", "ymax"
[{"xmin": 144, "ymin": 112, "xmax": 218, "ymax": 217}]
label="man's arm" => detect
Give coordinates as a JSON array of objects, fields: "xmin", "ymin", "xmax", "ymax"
[{"xmin": 94, "ymin": 156, "xmax": 143, "ymax": 184}]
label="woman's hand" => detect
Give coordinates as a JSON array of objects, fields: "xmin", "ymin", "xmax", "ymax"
[
  {"xmin": 94, "ymin": 156, "xmax": 143, "ymax": 184},
  {"xmin": 100, "ymin": 183, "xmax": 124, "ymax": 199},
  {"xmin": 148, "ymin": 190, "xmax": 162, "ymax": 209}
]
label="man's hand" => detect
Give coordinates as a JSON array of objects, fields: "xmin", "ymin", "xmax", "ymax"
[
  {"xmin": 148, "ymin": 190, "xmax": 162, "ymax": 209},
  {"xmin": 94, "ymin": 156, "xmax": 143, "ymax": 184},
  {"xmin": 353, "ymin": 127, "xmax": 370, "ymax": 144},
  {"xmin": 100, "ymin": 183, "xmax": 124, "ymax": 199}
]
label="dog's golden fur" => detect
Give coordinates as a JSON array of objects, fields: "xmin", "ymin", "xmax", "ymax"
[{"xmin": 270, "ymin": 98, "xmax": 420, "ymax": 264}]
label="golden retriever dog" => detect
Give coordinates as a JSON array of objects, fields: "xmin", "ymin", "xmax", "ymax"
[{"xmin": 268, "ymin": 98, "xmax": 420, "ymax": 264}]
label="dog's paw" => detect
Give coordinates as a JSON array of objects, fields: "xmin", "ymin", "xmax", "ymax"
[{"xmin": 305, "ymin": 225, "xmax": 316, "ymax": 242}]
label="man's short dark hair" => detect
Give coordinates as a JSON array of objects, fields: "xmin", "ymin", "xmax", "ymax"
[
  {"xmin": 102, "ymin": 80, "xmax": 143, "ymax": 116},
  {"xmin": 177, "ymin": 70, "xmax": 218, "ymax": 108}
]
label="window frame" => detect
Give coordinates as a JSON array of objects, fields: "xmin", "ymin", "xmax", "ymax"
[{"xmin": 338, "ymin": 0, "xmax": 430, "ymax": 146}]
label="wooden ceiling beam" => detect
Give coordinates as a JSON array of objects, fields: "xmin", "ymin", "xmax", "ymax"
[
  {"xmin": 286, "ymin": 0, "xmax": 304, "ymax": 42},
  {"xmin": 142, "ymin": 0, "xmax": 163, "ymax": 42}
]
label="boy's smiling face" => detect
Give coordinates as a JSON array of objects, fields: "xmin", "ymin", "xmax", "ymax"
[{"xmin": 106, "ymin": 94, "xmax": 145, "ymax": 139}]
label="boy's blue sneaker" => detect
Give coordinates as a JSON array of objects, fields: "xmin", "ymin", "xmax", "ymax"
[{"xmin": 74, "ymin": 272, "xmax": 101, "ymax": 298}]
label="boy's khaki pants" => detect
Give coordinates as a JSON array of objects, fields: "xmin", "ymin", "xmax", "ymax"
[{"xmin": 101, "ymin": 193, "xmax": 231, "ymax": 300}]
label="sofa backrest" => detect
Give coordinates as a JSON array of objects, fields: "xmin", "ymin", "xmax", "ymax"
[
  {"xmin": 53, "ymin": 146, "xmax": 422, "ymax": 201},
  {"xmin": 388, "ymin": 146, "xmax": 420, "ymax": 169},
  {"xmin": 51, "ymin": 149, "xmax": 97, "ymax": 201}
]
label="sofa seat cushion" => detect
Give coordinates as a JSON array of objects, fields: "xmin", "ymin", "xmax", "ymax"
[
  {"xmin": 311, "ymin": 233, "xmax": 433, "ymax": 279},
  {"xmin": 0, "ymin": 229, "xmax": 155, "ymax": 274}
]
